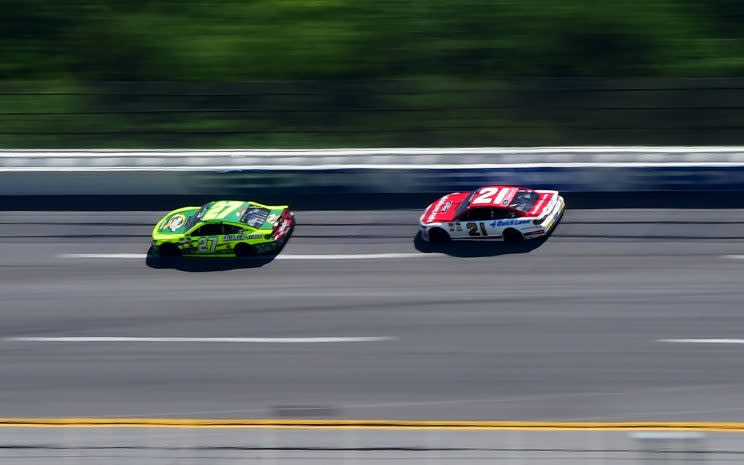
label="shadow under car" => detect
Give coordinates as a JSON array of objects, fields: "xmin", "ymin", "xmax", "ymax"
[
  {"xmin": 413, "ymin": 232, "xmax": 548, "ymax": 257},
  {"xmin": 145, "ymin": 252, "xmax": 277, "ymax": 271}
]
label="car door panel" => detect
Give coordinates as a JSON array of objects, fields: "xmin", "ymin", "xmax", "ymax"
[
  {"xmin": 446, "ymin": 221, "xmax": 467, "ymax": 239},
  {"xmin": 220, "ymin": 225, "xmax": 251, "ymax": 254},
  {"xmin": 453, "ymin": 207, "xmax": 493, "ymax": 239},
  {"xmin": 183, "ymin": 223, "xmax": 223, "ymax": 255},
  {"xmin": 483, "ymin": 220, "xmax": 505, "ymax": 238}
]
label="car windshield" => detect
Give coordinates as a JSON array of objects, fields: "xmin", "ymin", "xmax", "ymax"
[
  {"xmin": 509, "ymin": 190, "xmax": 539, "ymax": 213},
  {"xmin": 183, "ymin": 203, "xmax": 210, "ymax": 231},
  {"xmin": 454, "ymin": 191, "xmax": 475, "ymax": 218}
]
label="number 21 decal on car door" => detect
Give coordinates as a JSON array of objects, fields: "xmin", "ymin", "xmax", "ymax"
[{"xmin": 466, "ymin": 222, "xmax": 489, "ymax": 237}]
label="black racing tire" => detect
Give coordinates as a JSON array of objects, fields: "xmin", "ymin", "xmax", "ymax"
[
  {"xmin": 428, "ymin": 228, "xmax": 451, "ymax": 243},
  {"xmin": 234, "ymin": 242, "xmax": 257, "ymax": 257},
  {"xmin": 503, "ymin": 228, "xmax": 524, "ymax": 243},
  {"xmin": 159, "ymin": 242, "xmax": 181, "ymax": 257}
]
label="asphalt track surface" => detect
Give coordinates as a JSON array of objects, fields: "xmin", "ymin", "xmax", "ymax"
[{"xmin": 2, "ymin": 208, "xmax": 744, "ymax": 421}]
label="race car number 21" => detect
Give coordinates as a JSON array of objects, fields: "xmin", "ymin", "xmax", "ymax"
[
  {"xmin": 466, "ymin": 222, "xmax": 488, "ymax": 237},
  {"xmin": 198, "ymin": 237, "xmax": 218, "ymax": 252}
]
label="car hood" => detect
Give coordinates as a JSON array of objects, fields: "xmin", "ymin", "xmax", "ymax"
[
  {"xmin": 152, "ymin": 207, "xmax": 200, "ymax": 238},
  {"xmin": 421, "ymin": 192, "xmax": 469, "ymax": 224}
]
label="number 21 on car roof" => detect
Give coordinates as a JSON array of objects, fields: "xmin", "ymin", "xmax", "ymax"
[{"xmin": 470, "ymin": 186, "xmax": 518, "ymax": 206}]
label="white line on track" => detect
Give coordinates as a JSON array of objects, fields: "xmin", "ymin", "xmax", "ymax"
[
  {"xmin": 658, "ymin": 339, "xmax": 744, "ymax": 344},
  {"xmin": 4, "ymin": 336, "xmax": 397, "ymax": 343},
  {"xmin": 58, "ymin": 253, "xmax": 440, "ymax": 260},
  {"xmin": 60, "ymin": 254, "xmax": 147, "ymax": 259},
  {"xmin": 278, "ymin": 253, "xmax": 435, "ymax": 260},
  {"xmin": 721, "ymin": 255, "xmax": 744, "ymax": 260}
]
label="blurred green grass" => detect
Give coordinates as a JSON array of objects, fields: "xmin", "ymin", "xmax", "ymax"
[{"xmin": 3, "ymin": 0, "xmax": 744, "ymax": 147}]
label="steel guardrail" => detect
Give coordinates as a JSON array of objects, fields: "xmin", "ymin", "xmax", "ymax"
[
  {"xmin": 2, "ymin": 147, "xmax": 744, "ymax": 171},
  {"xmin": 2, "ymin": 147, "xmax": 743, "ymax": 195}
]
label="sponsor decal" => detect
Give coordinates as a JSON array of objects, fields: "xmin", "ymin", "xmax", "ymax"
[
  {"xmin": 163, "ymin": 213, "xmax": 186, "ymax": 232},
  {"xmin": 524, "ymin": 230, "xmax": 545, "ymax": 236},
  {"xmin": 529, "ymin": 197, "xmax": 547, "ymax": 216},
  {"xmin": 490, "ymin": 219, "xmax": 531, "ymax": 227},
  {"xmin": 441, "ymin": 201, "xmax": 453, "ymax": 213},
  {"xmin": 266, "ymin": 213, "xmax": 279, "ymax": 224},
  {"xmin": 222, "ymin": 233, "xmax": 262, "ymax": 241},
  {"xmin": 426, "ymin": 195, "xmax": 449, "ymax": 223}
]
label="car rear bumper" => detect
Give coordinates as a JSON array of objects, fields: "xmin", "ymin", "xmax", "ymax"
[
  {"xmin": 272, "ymin": 210, "xmax": 295, "ymax": 243},
  {"xmin": 541, "ymin": 195, "xmax": 565, "ymax": 234}
]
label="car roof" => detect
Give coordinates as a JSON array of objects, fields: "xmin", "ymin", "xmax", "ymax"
[
  {"xmin": 467, "ymin": 185, "xmax": 526, "ymax": 208},
  {"xmin": 197, "ymin": 200, "xmax": 252, "ymax": 224}
]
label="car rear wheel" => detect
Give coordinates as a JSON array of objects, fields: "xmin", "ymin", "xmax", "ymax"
[
  {"xmin": 428, "ymin": 228, "xmax": 451, "ymax": 243},
  {"xmin": 503, "ymin": 228, "xmax": 524, "ymax": 243},
  {"xmin": 234, "ymin": 243, "xmax": 257, "ymax": 257},
  {"xmin": 159, "ymin": 243, "xmax": 181, "ymax": 257}
]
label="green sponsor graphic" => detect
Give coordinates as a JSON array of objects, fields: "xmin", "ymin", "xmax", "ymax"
[{"xmin": 155, "ymin": 207, "xmax": 200, "ymax": 236}]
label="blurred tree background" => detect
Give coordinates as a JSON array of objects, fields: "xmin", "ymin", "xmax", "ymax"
[{"xmin": 2, "ymin": 0, "xmax": 744, "ymax": 147}]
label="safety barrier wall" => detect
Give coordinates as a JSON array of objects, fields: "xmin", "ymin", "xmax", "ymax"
[
  {"xmin": 0, "ymin": 424, "xmax": 735, "ymax": 465},
  {"xmin": 2, "ymin": 147, "xmax": 744, "ymax": 195}
]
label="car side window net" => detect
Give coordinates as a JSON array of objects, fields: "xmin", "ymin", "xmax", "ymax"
[
  {"xmin": 191, "ymin": 224, "xmax": 222, "ymax": 236},
  {"xmin": 491, "ymin": 210, "xmax": 513, "ymax": 220},
  {"xmin": 222, "ymin": 224, "xmax": 243, "ymax": 235},
  {"xmin": 461, "ymin": 208, "xmax": 492, "ymax": 221}
]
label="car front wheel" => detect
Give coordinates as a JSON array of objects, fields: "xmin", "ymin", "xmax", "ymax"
[
  {"xmin": 428, "ymin": 228, "xmax": 451, "ymax": 243},
  {"xmin": 159, "ymin": 243, "xmax": 181, "ymax": 257}
]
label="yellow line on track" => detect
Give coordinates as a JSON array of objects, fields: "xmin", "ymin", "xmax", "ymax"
[{"xmin": 1, "ymin": 419, "xmax": 744, "ymax": 431}]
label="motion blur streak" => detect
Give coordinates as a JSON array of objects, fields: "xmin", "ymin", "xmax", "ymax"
[
  {"xmin": 1, "ymin": 208, "xmax": 744, "ymax": 421},
  {"xmin": 5, "ymin": 337, "xmax": 397, "ymax": 343},
  {"xmin": 659, "ymin": 339, "xmax": 744, "ymax": 344}
]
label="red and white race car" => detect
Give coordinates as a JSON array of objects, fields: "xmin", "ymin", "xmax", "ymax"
[{"xmin": 419, "ymin": 185, "xmax": 565, "ymax": 242}]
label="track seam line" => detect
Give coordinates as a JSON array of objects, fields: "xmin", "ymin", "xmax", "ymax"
[{"xmin": 2, "ymin": 419, "xmax": 744, "ymax": 431}]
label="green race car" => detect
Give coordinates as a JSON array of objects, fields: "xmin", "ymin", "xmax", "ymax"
[{"xmin": 150, "ymin": 200, "xmax": 294, "ymax": 257}]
